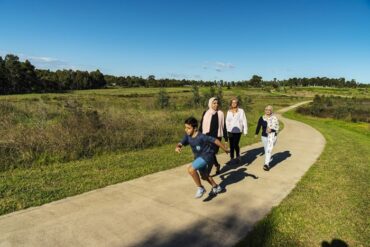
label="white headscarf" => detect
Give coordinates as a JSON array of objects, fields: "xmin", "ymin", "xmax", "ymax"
[{"xmin": 201, "ymin": 97, "xmax": 225, "ymax": 137}]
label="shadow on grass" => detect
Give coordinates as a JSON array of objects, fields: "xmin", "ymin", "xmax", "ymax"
[
  {"xmin": 235, "ymin": 214, "xmax": 304, "ymax": 247},
  {"xmin": 321, "ymin": 239, "xmax": 348, "ymax": 247}
]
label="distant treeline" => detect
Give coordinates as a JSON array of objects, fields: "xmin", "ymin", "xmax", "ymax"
[
  {"xmin": 0, "ymin": 54, "xmax": 106, "ymax": 94},
  {"xmin": 0, "ymin": 54, "xmax": 368, "ymax": 95}
]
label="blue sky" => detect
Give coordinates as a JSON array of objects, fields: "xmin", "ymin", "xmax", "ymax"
[{"xmin": 1, "ymin": 0, "xmax": 370, "ymax": 82}]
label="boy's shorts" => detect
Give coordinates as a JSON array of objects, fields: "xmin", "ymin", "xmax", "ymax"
[{"xmin": 192, "ymin": 157, "xmax": 207, "ymax": 171}]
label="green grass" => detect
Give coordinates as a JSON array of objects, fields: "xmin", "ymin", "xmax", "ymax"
[
  {"xmin": 0, "ymin": 87, "xmax": 302, "ymax": 170},
  {"xmin": 0, "ymin": 88, "xmax": 319, "ymax": 216},
  {"xmin": 236, "ymin": 111, "xmax": 370, "ymax": 247},
  {"xmin": 0, "ymin": 123, "xmax": 266, "ymax": 216},
  {"xmin": 283, "ymin": 86, "xmax": 370, "ymax": 98}
]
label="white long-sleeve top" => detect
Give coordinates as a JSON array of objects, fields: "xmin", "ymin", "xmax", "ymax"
[{"xmin": 226, "ymin": 108, "xmax": 248, "ymax": 135}]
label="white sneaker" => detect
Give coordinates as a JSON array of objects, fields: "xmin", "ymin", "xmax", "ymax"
[
  {"xmin": 195, "ymin": 187, "xmax": 206, "ymax": 198},
  {"xmin": 212, "ymin": 185, "xmax": 222, "ymax": 195}
]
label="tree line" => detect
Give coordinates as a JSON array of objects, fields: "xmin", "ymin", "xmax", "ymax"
[
  {"xmin": 0, "ymin": 54, "xmax": 367, "ymax": 95},
  {"xmin": 0, "ymin": 54, "xmax": 106, "ymax": 94}
]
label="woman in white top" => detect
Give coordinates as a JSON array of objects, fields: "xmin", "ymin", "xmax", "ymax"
[
  {"xmin": 254, "ymin": 105, "xmax": 279, "ymax": 171},
  {"xmin": 225, "ymin": 98, "xmax": 248, "ymax": 161}
]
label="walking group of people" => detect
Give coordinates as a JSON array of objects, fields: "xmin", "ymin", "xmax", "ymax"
[{"xmin": 175, "ymin": 97, "xmax": 279, "ymax": 198}]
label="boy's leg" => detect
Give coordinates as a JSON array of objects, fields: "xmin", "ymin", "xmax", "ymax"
[
  {"xmin": 205, "ymin": 175, "xmax": 217, "ymax": 187},
  {"xmin": 188, "ymin": 165, "xmax": 202, "ymax": 187},
  {"xmin": 203, "ymin": 172, "xmax": 222, "ymax": 195},
  {"xmin": 199, "ymin": 167, "xmax": 217, "ymax": 187}
]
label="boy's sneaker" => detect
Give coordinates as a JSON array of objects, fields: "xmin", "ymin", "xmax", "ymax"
[
  {"xmin": 263, "ymin": 164, "xmax": 270, "ymax": 171},
  {"xmin": 211, "ymin": 185, "xmax": 222, "ymax": 195},
  {"xmin": 195, "ymin": 187, "xmax": 206, "ymax": 198}
]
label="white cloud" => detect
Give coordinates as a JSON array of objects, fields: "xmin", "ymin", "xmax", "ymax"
[
  {"xmin": 202, "ymin": 61, "xmax": 236, "ymax": 72},
  {"xmin": 168, "ymin": 73, "xmax": 202, "ymax": 80},
  {"xmin": 216, "ymin": 62, "xmax": 235, "ymax": 69},
  {"xmin": 26, "ymin": 55, "xmax": 71, "ymax": 70}
]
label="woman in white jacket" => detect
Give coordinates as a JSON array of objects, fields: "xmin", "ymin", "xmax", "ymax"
[
  {"xmin": 255, "ymin": 105, "xmax": 279, "ymax": 171},
  {"xmin": 226, "ymin": 98, "xmax": 248, "ymax": 161}
]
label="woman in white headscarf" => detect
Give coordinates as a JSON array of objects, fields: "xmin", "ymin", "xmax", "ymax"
[
  {"xmin": 255, "ymin": 105, "xmax": 279, "ymax": 171},
  {"xmin": 199, "ymin": 97, "xmax": 228, "ymax": 175}
]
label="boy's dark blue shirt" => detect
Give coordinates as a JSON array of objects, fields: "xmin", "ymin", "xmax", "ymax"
[{"xmin": 180, "ymin": 132, "xmax": 216, "ymax": 164}]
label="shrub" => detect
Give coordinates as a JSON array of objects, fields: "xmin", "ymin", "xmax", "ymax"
[{"xmin": 156, "ymin": 88, "xmax": 170, "ymax": 109}]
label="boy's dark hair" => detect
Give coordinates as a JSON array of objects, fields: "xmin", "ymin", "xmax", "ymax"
[{"xmin": 184, "ymin": 117, "xmax": 198, "ymax": 128}]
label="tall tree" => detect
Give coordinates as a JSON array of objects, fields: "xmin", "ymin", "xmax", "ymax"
[{"xmin": 250, "ymin": 75, "xmax": 262, "ymax": 87}]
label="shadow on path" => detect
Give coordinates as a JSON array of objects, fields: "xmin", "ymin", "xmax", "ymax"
[
  {"xmin": 203, "ymin": 168, "xmax": 258, "ymax": 202},
  {"xmin": 217, "ymin": 147, "xmax": 264, "ymax": 175},
  {"xmin": 219, "ymin": 168, "xmax": 258, "ymax": 190},
  {"xmin": 127, "ymin": 213, "xmax": 253, "ymax": 247},
  {"xmin": 269, "ymin": 150, "xmax": 292, "ymax": 169}
]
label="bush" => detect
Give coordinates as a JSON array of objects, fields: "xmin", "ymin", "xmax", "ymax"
[
  {"xmin": 297, "ymin": 95, "xmax": 370, "ymax": 123},
  {"xmin": 156, "ymin": 88, "xmax": 170, "ymax": 109}
]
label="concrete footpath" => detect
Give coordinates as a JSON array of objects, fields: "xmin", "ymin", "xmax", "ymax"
[{"xmin": 0, "ymin": 102, "xmax": 325, "ymax": 247}]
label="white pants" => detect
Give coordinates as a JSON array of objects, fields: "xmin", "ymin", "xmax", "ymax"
[{"xmin": 261, "ymin": 134, "xmax": 277, "ymax": 166}]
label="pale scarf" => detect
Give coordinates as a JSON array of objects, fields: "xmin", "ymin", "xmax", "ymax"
[
  {"xmin": 202, "ymin": 97, "xmax": 225, "ymax": 137},
  {"xmin": 262, "ymin": 114, "xmax": 279, "ymax": 134},
  {"xmin": 263, "ymin": 113, "xmax": 279, "ymax": 155}
]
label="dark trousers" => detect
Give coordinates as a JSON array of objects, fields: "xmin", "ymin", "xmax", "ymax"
[
  {"xmin": 206, "ymin": 137, "xmax": 221, "ymax": 175},
  {"xmin": 228, "ymin": 132, "xmax": 242, "ymax": 159}
]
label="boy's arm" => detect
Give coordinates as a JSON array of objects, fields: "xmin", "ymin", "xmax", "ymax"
[
  {"xmin": 214, "ymin": 138, "xmax": 229, "ymax": 154},
  {"xmin": 176, "ymin": 135, "xmax": 188, "ymax": 153},
  {"xmin": 175, "ymin": 143, "xmax": 183, "ymax": 153}
]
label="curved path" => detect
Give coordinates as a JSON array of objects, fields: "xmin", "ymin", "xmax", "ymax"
[{"xmin": 0, "ymin": 102, "xmax": 325, "ymax": 247}]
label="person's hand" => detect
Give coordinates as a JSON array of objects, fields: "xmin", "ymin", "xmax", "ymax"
[
  {"xmin": 267, "ymin": 128, "xmax": 271, "ymax": 133},
  {"xmin": 175, "ymin": 145, "xmax": 182, "ymax": 153}
]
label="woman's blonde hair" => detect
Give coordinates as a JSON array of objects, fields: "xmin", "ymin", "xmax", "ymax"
[
  {"xmin": 229, "ymin": 97, "xmax": 239, "ymax": 109},
  {"xmin": 265, "ymin": 105, "xmax": 273, "ymax": 112}
]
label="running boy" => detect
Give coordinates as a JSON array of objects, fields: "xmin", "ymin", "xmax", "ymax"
[{"xmin": 175, "ymin": 117, "xmax": 229, "ymax": 198}]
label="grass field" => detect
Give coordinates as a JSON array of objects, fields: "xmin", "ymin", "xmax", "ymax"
[
  {"xmin": 236, "ymin": 110, "xmax": 370, "ymax": 247},
  {"xmin": 0, "ymin": 87, "xmax": 302, "ymax": 215},
  {"xmin": 282, "ymin": 86, "xmax": 370, "ymax": 98}
]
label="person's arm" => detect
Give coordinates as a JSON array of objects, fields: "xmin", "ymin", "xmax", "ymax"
[
  {"xmin": 214, "ymin": 138, "xmax": 229, "ymax": 154},
  {"xmin": 175, "ymin": 143, "xmax": 182, "ymax": 153},
  {"xmin": 199, "ymin": 111, "xmax": 206, "ymax": 133},
  {"xmin": 223, "ymin": 117, "xmax": 228, "ymax": 142},
  {"xmin": 255, "ymin": 117, "xmax": 262, "ymax": 137},
  {"xmin": 242, "ymin": 109, "xmax": 248, "ymax": 135},
  {"xmin": 175, "ymin": 135, "xmax": 188, "ymax": 153},
  {"xmin": 275, "ymin": 117, "xmax": 280, "ymax": 132}
]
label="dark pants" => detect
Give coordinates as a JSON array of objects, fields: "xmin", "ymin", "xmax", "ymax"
[
  {"xmin": 228, "ymin": 132, "xmax": 242, "ymax": 159},
  {"xmin": 206, "ymin": 137, "xmax": 221, "ymax": 175}
]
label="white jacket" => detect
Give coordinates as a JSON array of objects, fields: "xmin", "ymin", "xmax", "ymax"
[{"xmin": 226, "ymin": 108, "xmax": 248, "ymax": 135}]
